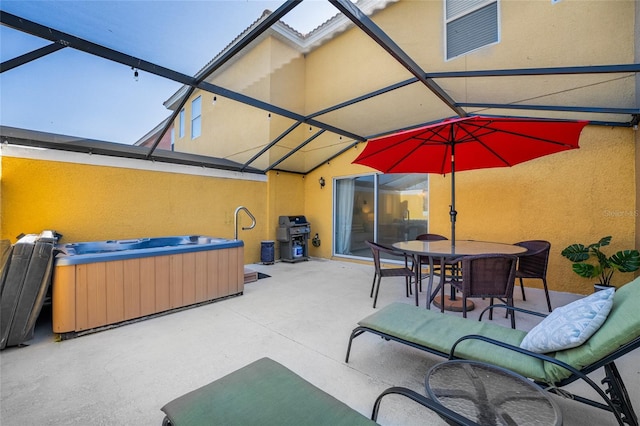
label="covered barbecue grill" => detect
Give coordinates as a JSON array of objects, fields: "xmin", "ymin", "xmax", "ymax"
[{"xmin": 276, "ymin": 216, "xmax": 310, "ymax": 263}]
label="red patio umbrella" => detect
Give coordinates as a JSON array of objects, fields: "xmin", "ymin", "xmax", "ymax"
[{"xmin": 353, "ymin": 115, "xmax": 588, "ymax": 244}]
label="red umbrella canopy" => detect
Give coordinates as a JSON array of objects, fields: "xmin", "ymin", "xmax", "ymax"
[{"xmin": 353, "ymin": 116, "xmax": 588, "ymax": 174}]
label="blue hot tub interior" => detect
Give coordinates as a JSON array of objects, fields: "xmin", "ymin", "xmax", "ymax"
[{"xmin": 55, "ymin": 235, "xmax": 242, "ymax": 265}]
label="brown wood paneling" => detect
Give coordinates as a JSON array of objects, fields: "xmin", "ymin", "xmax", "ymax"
[
  {"xmin": 87, "ymin": 262, "xmax": 108, "ymax": 329},
  {"xmin": 139, "ymin": 257, "xmax": 156, "ymax": 316},
  {"xmin": 194, "ymin": 251, "xmax": 207, "ymax": 303},
  {"xmin": 155, "ymin": 255, "xmax": 170, "ymax": 312},
  {"xmin": 218, "ymin": 248, "xmax": 230, "ymax": 296},
  {"xmin": 231, "ymin": 246, "xmax": 243, "ymax": 293},
  {"xmin": 228, "ymin": 247, "xmax": 237, "ymax": 293},
  {"xmin": 75, "ymin": 264, "xmax": 89, "ymax": 331},
  {"xmin": 237, "ymin": 246, "xmax": 245, "ymax": 293},
  {"xmin": 182, "ymin": 252, "xmax": 196, "ymax": 305},
  {"xmin": 169, "ymin": 254, "xmax": 183, "ymax": 308},
  {"xmin": 123, "ymin": 258, "xmax": 141, "ymax": 321},
  {"xmin": 207, "ymin": 249, "xmax": 220, "ymax": 300},
  {"xmin": 53, "ymin": 245, "xmax": 244, "ymax": 333},
  {"xmin": 105, "ymin": 261, "xmax": 125, "ymax": 325},
  {"xmin": 52, "ymin": 265, "xmax": 77, "ymax": 333}
]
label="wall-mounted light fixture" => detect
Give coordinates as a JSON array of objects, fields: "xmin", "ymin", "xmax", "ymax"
[
  {"xmin": 362, "ymin": 199, "xmax": 371, "ymax": 214},
  {"xmin": 212, "ymin": 96, "xmax": 217, "ymax": 105},
  {"xmin": 319, "ymin": 177, "xmax": 325, "ymax": 189}
]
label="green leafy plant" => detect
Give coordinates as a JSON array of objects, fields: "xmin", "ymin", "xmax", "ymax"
[{"xmin": 561, "ymin": 236, "xmax": 640, "ymax": 287}]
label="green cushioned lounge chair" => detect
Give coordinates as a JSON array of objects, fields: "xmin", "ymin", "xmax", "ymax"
[
  {"xmin": 160, "ymin": 357, "xmax": 479, "ymax": 426},
  {"xmin": 346, "ymin": 276, "xmax": 640, "ymax": 426}
]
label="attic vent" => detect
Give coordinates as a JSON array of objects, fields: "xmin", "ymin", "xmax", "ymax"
[{"xmin": 445, "ymin": 0, "xmax": 498, "ymax": 60}]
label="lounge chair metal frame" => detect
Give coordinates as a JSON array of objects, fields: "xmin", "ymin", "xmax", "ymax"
[
  {"xmin": 371, "ymin": 386, "xmax": 480, "ymax": 425},
  {"xmin": 345, "ymin": 304, "xmax": 639, "ymax": 426}
]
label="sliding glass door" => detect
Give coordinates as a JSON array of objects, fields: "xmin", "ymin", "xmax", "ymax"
[
  {"xmin": 335, "ymin": 175, "xmax": 375, "ymax": 257},
  {"xmin": 334, "ymin": 173, "xmax": 428, "ymax": 258}
]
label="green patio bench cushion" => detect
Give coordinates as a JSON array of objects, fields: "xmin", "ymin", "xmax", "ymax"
[
  {"xmin": 161, "ymin": 357, "xmax": 375, "ymax": 426},
  {"xmin": 357, "ymin": 303, "xmax": 544, "ymax": 381}
]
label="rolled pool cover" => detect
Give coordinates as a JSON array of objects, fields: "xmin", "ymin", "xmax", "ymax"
[{"xmin": 0, "ymin": 231, "xmax": 59, "ymax": 350}]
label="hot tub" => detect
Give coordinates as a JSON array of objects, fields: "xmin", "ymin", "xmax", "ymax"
[{"xmin": 52, "ymin": 236, "xmax": 244, "ymax": 337}]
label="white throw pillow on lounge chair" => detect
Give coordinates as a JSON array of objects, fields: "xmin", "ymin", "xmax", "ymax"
[{"xmin": 520, "ymin": 287, "xmax": 615, "ymax": 354}]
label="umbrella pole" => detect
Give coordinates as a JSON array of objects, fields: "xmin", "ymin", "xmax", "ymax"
[{"xmin": 450, "ymin": 143, "xmax": 457, "ymax": 246}]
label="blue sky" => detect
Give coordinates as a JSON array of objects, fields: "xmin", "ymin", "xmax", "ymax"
[{"xmin": 0, "ymin": 1, "xmax": 340, "ymax": 144}]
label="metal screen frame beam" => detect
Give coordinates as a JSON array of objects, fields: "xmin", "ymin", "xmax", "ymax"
[
  {"xmin": 456, "ymin": 103, "xmax": 640, "ymax": 115},
  {"xmin": 329, "ymin": 0, "xmax": 467, "ymax": 118},
  {"xmin": 265, "ymin": 130, "xmax": 326, "ymax": 172},
  {"xmin": 308, "ymin": 62, "xmax": 639, "ymax": 118},
  {"xmin": 147, "ymin": 0, "xmax": 301, "ymax": 155},
  {"xmin": 1, "ymin": 42, "xmax": 65, "ymax": 73},
  {"xmin": 0, "ymin": 11, "xmax": 365, "ymax": 152},
  {"xmin": 241, "ymin": 122, "xmax": 301, "ymax": 171}
]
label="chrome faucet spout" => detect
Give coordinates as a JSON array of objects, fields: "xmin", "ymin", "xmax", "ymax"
[{"xmin": 234, "ymin": 206, "xmax": 256, "ymax": 240}]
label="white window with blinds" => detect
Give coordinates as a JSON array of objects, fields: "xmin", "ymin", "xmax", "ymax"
[
  {"xmin": 191, "ymin": 96, "xmax": 202, "ymax": 140},
  {"xmin": 445, "ymin": 0, "xmax": 499, "ymax": 60},
  {"xmin": 179, "ymin": 109, "xmax": 185, "ymax": 139}
]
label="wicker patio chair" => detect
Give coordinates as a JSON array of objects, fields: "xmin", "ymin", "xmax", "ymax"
[
  {"xmin": 451, "ymin": 254, "xmax": 518, "ymax": 328},
  {"xmin": 365, "ymin": 240, "xmax": 414, "ymax": 308},
  {"xmin": 415, "ymin": 233, "xmax": 462, "ymax": 308},
  {"xmin": 514, "ymin": 240, "xmax": 552, "ymax": 312}
]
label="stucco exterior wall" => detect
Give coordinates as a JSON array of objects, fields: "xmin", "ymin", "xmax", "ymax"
[
  {"xmin": 635, "ymin": 0, "xmax": 640, "ymax": 255},
  {"xmin": 0, "ymin": 150, "xmax": 269, "ymax": 263},
  {"xmin": 265, "ymin": 170, "xmax": 306, "ymax": 259},
  {"xmin": 0, "ymin": 146, "xmax": 313, "ymax": 265}
]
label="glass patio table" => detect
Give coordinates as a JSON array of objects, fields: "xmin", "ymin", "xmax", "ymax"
[
  {"xmin": 392, "ymin": 240, "xmax": 526, "ymax": 309},
  {"xmin": 426, "ymin": 360, "xmax": 562, "ymax": 426}
]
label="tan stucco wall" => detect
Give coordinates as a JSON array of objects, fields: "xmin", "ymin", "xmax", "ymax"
[
  {"xmin": 636, "ymin": 0, "xmax": 640, "ymax": 255},
  {"xmin": 173, "ymin": 37, "xmax": 309, "ymax": 171},
  {"xmin": 635, "ymin": 128, "xmax": 639, "ymax": 256},
  {"xmin": 1, "ymin": 125, "xmax": 636, "ymax": 295},
  {"xmin": 0, "ymin": 150, "xmax": 313, "ymax": 265},
  {"xmin": 0, "ymin": 154, "xmax": 268, "ymax": 263},
  {"xmin": 265, "ymin": 170, "xmax": 306, "ymax": 259},
  {"xmin": 304, "ymin": 0, "xmax": 635, "ymax": 135}
]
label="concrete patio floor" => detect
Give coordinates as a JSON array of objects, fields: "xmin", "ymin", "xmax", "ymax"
[{"xmin": 1, "ymin": 258, "xmax": 638, "ymax": 425}]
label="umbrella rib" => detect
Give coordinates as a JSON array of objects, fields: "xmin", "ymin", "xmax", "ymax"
[
  {"xmin": 357, "ymin": 135, "xmax": 423, "ymax": 172},
  {"xmin": 418, "ymin": 126, "xmax": 453, "ymax": 174},
  {"xmin": 461, "ymin": 128, "xmax": 512, "ymax": 167},
  {"xmin": 463, "ymin": 121, "xmax": 580, "ymax": 147},
  {"xmin": 358, "ymin": 117, "xmax": 582, "ymax": 174},
  {"xmin": 453, "ymin": 121, "xmax": 580, "ymax": 167},
  {"xmin": 361, "ymin": 127, "xmax": 451, "ymax": 172}
]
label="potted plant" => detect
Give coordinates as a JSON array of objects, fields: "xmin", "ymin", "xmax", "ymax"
[{"xmin": 561, "ymin": 236, "xmax": 640, "ymax": 290}]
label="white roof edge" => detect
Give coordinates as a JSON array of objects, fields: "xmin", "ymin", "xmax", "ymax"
[
  {"xmin": 163, "ymin": 0, "xmax": 397, "ymax": 110},
  {"xmin": 297, "ymin": 0, "xmax": 398, "ymax": 51},
  {"xmin": 0, "ymin": 144, "xmax": 267, "ymax": 183}
]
